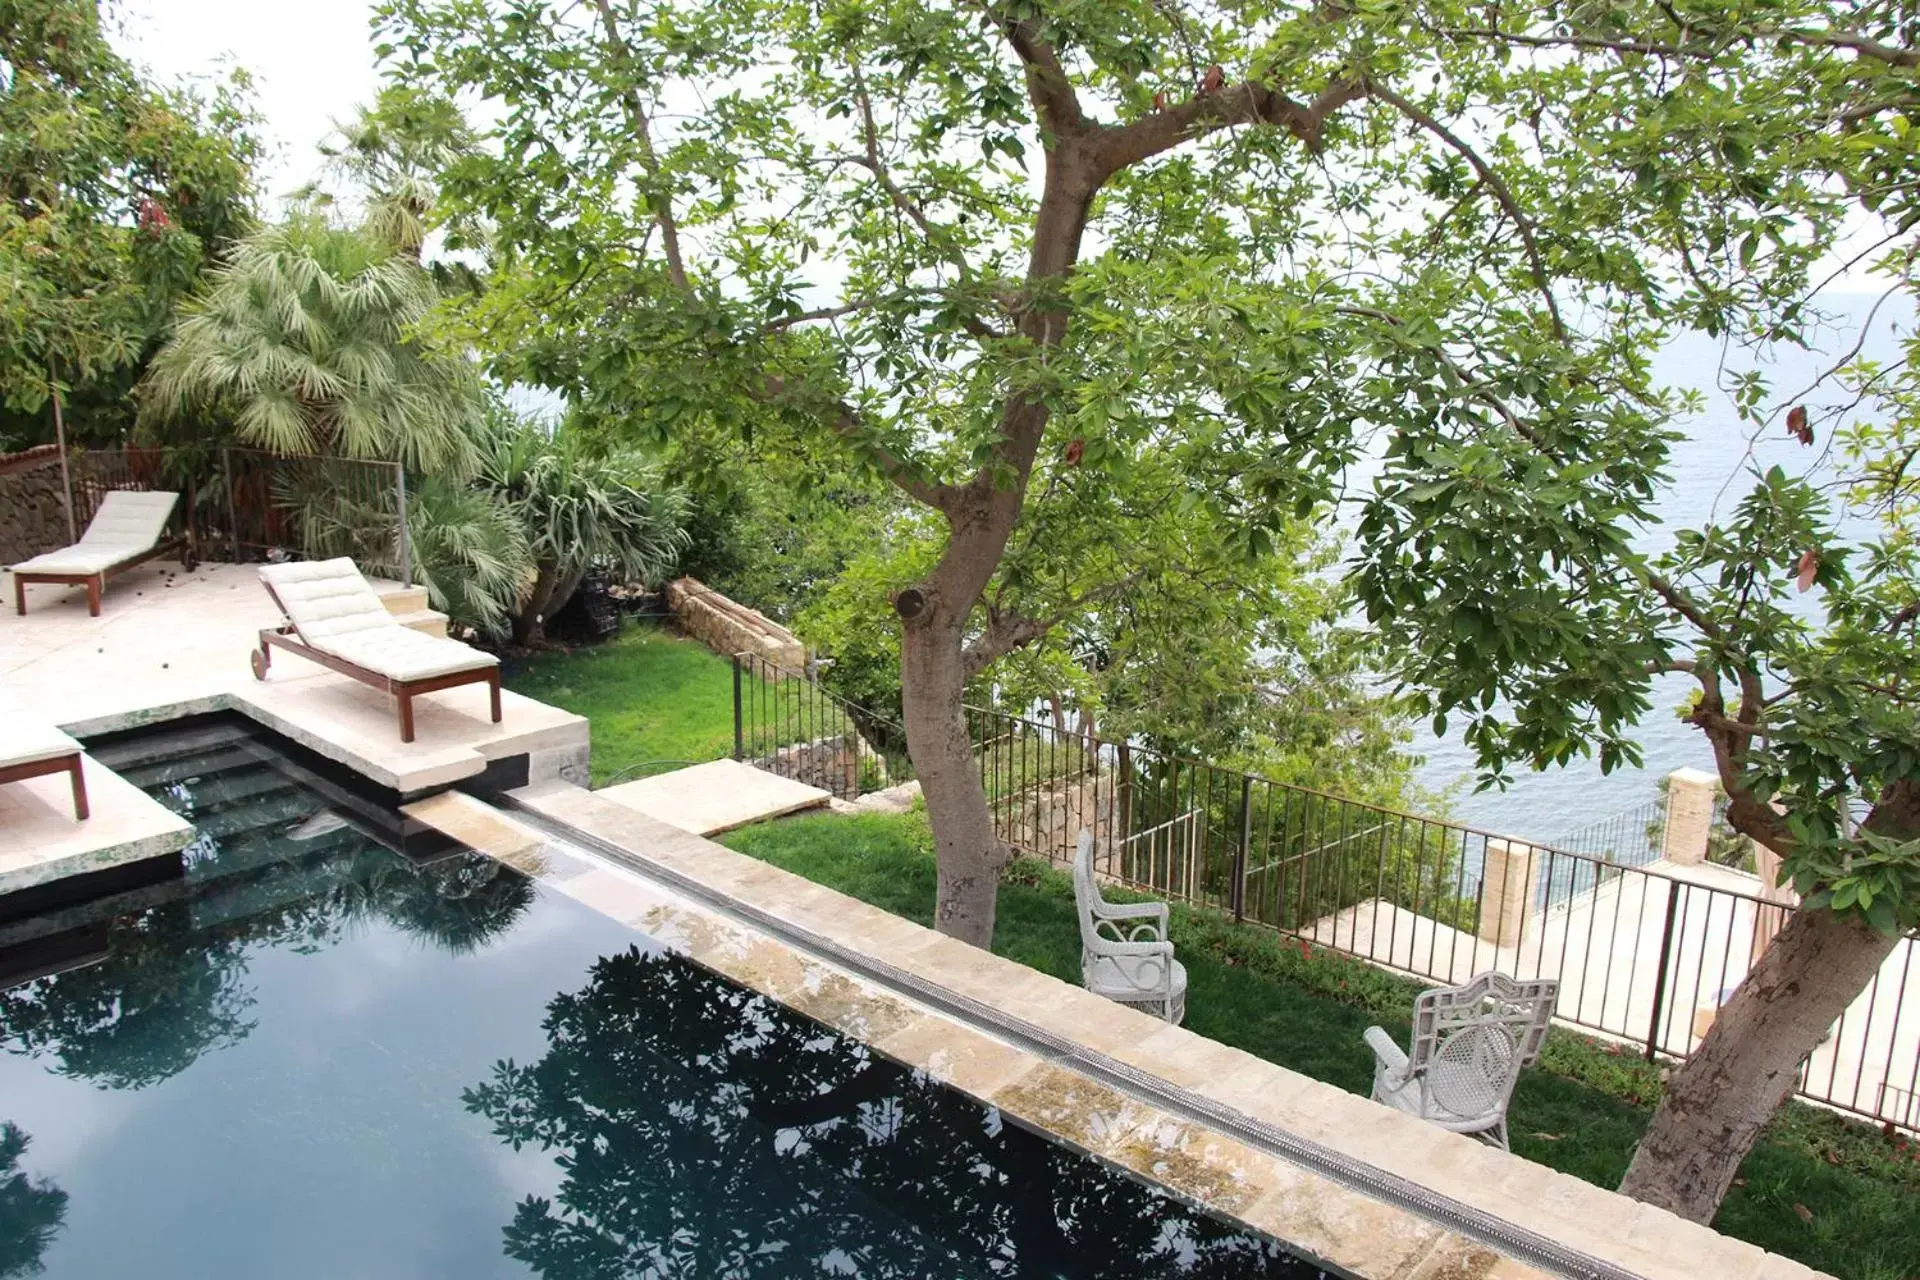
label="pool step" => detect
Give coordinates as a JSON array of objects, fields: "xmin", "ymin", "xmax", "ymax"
[
  {"xmin": 389, "ymin": 609, "xmax": 449, "ymax": 638},
  {"xmin": 375, "ymin": 583, "xmax": 430, "ymax": 615},
  {"xmin": 367, "ymin": 581, "xmax": 451, "ymax": 636}
]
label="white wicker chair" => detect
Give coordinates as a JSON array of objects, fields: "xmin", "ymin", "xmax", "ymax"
[
  {"xmin": 1072, "ymin": 829, "xmax": 1186, "ymax": 1024},
  {"xmin": 1362, "ymin": 971, "xmax": 1557, "ymax": 1150}
]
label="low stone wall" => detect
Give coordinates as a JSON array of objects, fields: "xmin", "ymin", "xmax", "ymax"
[
  {"xmin": 0, "ymin": 446, "xmax": 70, "ymax": 565},
  {"xmin": 1003, "ymin": 773, "xmax": 1121, "ymax": 867},
  {"xmin": 666, "ymin": 576, "xmax": 806, "ymax": 670},
  {"xmin": 760, "ymin": 734, "xmax": 890, "ymax": 797}
]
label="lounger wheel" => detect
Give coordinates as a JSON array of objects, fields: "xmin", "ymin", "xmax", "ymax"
[{"xmin": 250, "ymin": 648, "xmax": 269, "ymax": 681}]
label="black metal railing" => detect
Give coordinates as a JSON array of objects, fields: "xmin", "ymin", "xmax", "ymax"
[
  {"xmin": 733, "ymin": 675, "xmax": 1918, "ymax": 1130},
  {"xmin": 732, "ymin": 653, "xmax": 912, "ymax": 801},
  {"xmin": 958, "ymin": 702, "xmax": 1920, "ymax": 1130},
  {"xmin": 56, "ymin": 445, "xmax": 411, "ymax": 584}
]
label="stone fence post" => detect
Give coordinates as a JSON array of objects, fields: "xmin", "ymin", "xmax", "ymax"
[
  {"xmin": 1477, "ymin": 838, "xmax": 1541, "ymax": 947},
  {"xmin": 1661, "ymin": 767, "xmax": 1718, "ymax": 866}
]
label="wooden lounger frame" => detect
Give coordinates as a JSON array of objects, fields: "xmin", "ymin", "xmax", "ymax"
[
  {"xmin": 12, "ymin": 534, "xmax": 197, "ymax": 618},
  {"xmin": 251, "ymin": 580, "xmax": 500, "ymax": 744},
  {"xmin": 0, "ymin": 752, "xmax": 89, "ymax": 821}
]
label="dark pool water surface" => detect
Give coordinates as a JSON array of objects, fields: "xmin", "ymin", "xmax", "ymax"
[{"xmin": 0, "ymin": 720, "xmax": 1333, "ymax": 1279}]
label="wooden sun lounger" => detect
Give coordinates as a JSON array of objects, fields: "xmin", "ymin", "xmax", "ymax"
[
  {"xmin": 0, "ymin": 689, "xmax": 89, "ymax": 821},
  {"xmin": 252, "ymin": 559, "xmax": 501, "ymax": 744},
  {"xmin": 10, "ymin": 490, "xmax": 196, "ymax": 618}
]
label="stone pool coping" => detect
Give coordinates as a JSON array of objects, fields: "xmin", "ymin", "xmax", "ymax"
[{"xmin": 405, "ymin": 783, "xmax": 1830, "ymax": 1280}]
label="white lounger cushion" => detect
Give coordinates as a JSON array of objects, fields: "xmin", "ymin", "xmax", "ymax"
[
  {"xmin": 260, "ymin": 558, "xmax": 498, "ymax": 682},
  {"xmin": 10, "ymin": 491, "xmax": 179, "ymax": 574},
  {"xmin": 0, "ymin": 685, "xmax": 82, "ymax": 769}
]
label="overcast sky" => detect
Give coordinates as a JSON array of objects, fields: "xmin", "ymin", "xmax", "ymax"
[
  {"xmin": 109, "ymin": 0, "xmax": 1895, "ymax": 305},
  {"xmin": 112, "ymin": 0, "xmax": 381, "ymax": 206}
]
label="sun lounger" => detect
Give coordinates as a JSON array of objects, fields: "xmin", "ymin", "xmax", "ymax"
[
  {"xmin": 0, "ymin": 686, "xmax": 88, "ymax": 820},
  {"xmin": 253, "ymin": 558, "xmax": 501, "ymax": 743},
  {"xmin": 10, "ymin": 490, "xmax": 194, "ymax": 617}
]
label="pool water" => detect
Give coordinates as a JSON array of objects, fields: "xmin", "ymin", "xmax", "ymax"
[{"xmin": 0, "ymin": 720, "xmax": 1333, "ymax": 1279}]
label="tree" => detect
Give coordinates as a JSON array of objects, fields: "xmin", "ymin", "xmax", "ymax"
[
  {"xmin": 479, "ymin": 410, "xmax": 690, "ymax": 647},
  {"xmin": 0, "ymin": 0, "xmax": 258, "ymax": 450},
  {"xmin": 374, "ymin": 0, "xmax": 1709, "ymax": 943},
  {"xmin": 374, "ymin": 0, "xmax": 1910, "ymax": 1221},
  {"xmin": 1339, "ymin": 1, "xmax": 1920, "ymax": 1223},
  {"xmin": 138, "ymin": 208, "xmax": 482, "ymax": 474}
]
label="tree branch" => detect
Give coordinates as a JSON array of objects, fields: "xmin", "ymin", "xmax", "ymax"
[
  {"xmin": 1780, "ymin": 26, "xmax": 1920, "ymax": 68},
  {"xmin": 759, "ymin": 373, "xmax": 957, "ymax": 512},
  {"xmin": 961, "ymin": 572, "xmax": 1146, "ymax": 678},
  {"xmin": 846, "ymin": 65, "xmax": 1006, "ymax": 341},
  {"xmin": 1092, "ymin": 76, "xmax": 1366, "ymax": 176},
  {"xmin": 990, "ymin": 8, "xmax": 1088, "ymax": 137},
  {"xmin": 1363, "ymin": 80, "xmax": 1567, "ymax": 340},
  {"xmin": 757, "ymin": 297, "xmax": 894, "ymax": 334},
  {"xmin": 587, "ymin": 0, "xmax": 688, "ymax": 292}
]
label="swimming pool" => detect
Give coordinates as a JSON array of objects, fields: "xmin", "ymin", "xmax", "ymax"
[{"xmin": 0, "ymin": 719, "xmax": 1333, "ymax": 1278}]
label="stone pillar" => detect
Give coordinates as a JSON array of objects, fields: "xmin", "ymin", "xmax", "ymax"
[
  {"xmin": 1662, "ymin": 767, "xmax": 1718, "ymax": 866},
  {"xmin": 1478, "ymin": 838, "xmax": 1541, "ymax": 947}
]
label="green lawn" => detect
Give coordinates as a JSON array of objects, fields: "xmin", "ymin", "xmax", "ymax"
[
  {"xmin": 720, "ymin": 808, "xmax": 1920, "ymax": 1280},
  {"xmin": 504, "ymin": 624, "xmax": 745, "ymax": 784}
]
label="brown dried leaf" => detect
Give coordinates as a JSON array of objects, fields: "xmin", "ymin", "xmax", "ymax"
[
  {"xmin": 1792, "ymin": 1202, "xmax": 1814, "ymax": 1224},
  {"xmin": 1786, "ymin": 404, "xmax": 1813, "ymax": 445},
  {"xmin": 1796, "ymin": 548, "xmax": 1819, "ymax": 593}
]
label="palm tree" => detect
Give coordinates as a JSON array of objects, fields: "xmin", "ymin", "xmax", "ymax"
[
  {"xmin": 138, "ymin": 209, "xmax": 481, "ymax": 475},
  {"xmin": 482, "ymin": 413, "xmax": 690, "ymax": 647},
  {"xmin": 312, "ymin": 86, "xmax": 478, "ymax": 263}
]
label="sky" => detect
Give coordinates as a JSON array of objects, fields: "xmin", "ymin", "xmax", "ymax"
[{"xmin": 111, "ymin": 0, "xmax": 382, "ymax": 206}]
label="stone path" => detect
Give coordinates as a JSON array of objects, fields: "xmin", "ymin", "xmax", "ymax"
[{"xmin": 598, "ymin": 757, "xmax": 830, "ymax": 835}]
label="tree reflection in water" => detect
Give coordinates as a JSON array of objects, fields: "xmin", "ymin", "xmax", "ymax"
[
  {"xmin": 1, "ymin": 847, "xmax": 534, "ymax": 1090},
  {"xmin": 0, "ymin": 1124, "xmax": 65, "ymax": 1279},
  {"xmin": 466, "ymin": 947, "xmax": 1325, "ymax": 1279}
]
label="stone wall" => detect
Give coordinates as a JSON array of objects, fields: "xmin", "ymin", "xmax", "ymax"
[
  {"xmin": 0, "ymin": 446, "xmax": 71, "ymax": 565},
  {"xmin": 666, "ymin": 576, "xmax": 806, "ymax": 670},
  {"xmin": 1003, "ymin": 773, "xmax": 1122, "ymax": 868},
  {"xmin": 762, "ymin": 734, "xmax": 889, "ymax": 797}
]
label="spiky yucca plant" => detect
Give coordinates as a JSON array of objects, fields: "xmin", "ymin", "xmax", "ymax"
[{"xmin": 139, "ymin": 210, "xmax": 480, "ymax": 474}]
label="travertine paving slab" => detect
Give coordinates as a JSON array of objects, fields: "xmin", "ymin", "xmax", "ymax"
[
  {"xmin": 1, "ymin": 562, "xmax": 591, "ymax": 797},
  {"xmin": 597, "ymin": 757, "xmax": 829, "ymax": 834},
  {"xmin": 0, "ymin": 754, "xmax": 192, "ymax": 895}
]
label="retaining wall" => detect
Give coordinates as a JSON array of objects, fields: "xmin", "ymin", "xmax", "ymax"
[{"xmin": 666, "ymin": 576, "xmax": 806, "ymax": 670}]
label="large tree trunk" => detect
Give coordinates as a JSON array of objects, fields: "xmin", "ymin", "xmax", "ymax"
[
  {"xmin": 1617, "ymin": 904, "xmax": 1901, "ymax": 1220},
  {"xmin": 900, "ymin": 608, "xmax": 1007, "ymax": 948},
  {"xmin": 890, "ymin": 128, "xmax": 1101, "ymax": 948}
]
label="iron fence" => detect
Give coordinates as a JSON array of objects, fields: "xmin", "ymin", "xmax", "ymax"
[
  {"xmin": 732, "ymin": 653, "xmax": 912, "ymax": 800},
  {"xmin": 58, "ymin": 445, "xmax": 411, "ymax": 584},
  {"xmin": 839, "ymin": 695, "xmax": 1919, "ymax": 1131}
]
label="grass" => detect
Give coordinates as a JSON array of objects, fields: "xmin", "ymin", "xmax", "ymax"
[
  {"xmin": 504, "ymin": 623, "xmax": 745, "ymax": 784},
  {"xmin": 720, "ymin": 807, "xmax": 1920, "ymax": 1280}
]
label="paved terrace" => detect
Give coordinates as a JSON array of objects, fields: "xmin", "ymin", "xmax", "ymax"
[
  {"xmin": 1, "ymin": 561, "xmax": 589, "ymax": 894},
  {"xmin": 1309, "ymin": 862, "xmax": 1920, "ymax": 1129}
]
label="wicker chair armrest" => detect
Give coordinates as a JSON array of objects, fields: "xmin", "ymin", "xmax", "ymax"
[
  {"xmin": 1088, "ymin": 937, "xmax": 1175, "ymax": 959},
  {"xmin": 1363, "ymin": 1026, "xmax": 1412, "ymax": 1084}
]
